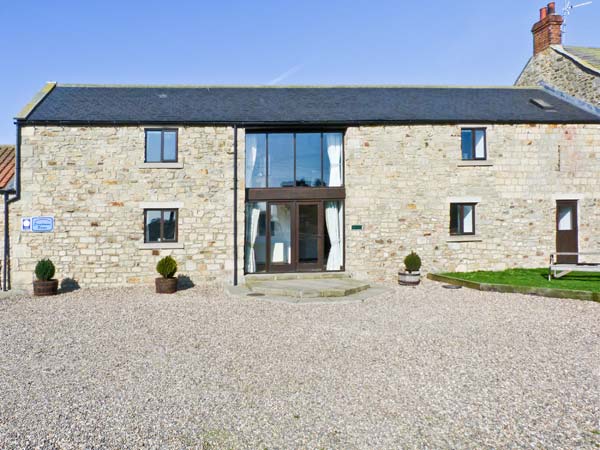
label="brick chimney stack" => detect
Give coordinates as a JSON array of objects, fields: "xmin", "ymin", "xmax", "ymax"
[{"xmin": 532, "ymin": 2, "xmax": 563, "ymax": 55}]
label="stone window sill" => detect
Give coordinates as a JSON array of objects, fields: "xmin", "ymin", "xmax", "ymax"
[
  {"xmin": 137, "ymin": 162, "xmax": 184, "ymax": 169},
  {"xmin": 457, "ymin": 160, "xmax": 494, "ymax": 167},
  {"xmin": 138, "ymin": 242, "xmax": 184, "ymax": 250},
  {"xmin": 446, "ymin": 235, "xmax": 483, "ymax": 243}
]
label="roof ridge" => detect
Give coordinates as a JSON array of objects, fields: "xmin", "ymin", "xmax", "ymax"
[{"xmin": 55, "ymin": 83, "xmax": 543, "ymax": 90}]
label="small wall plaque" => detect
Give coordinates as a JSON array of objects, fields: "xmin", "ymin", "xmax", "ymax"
[
  {"xmin": 31, "ymin": 216, "xmax": 54, "ymax": 233},
  {"xmin": 351, "ymin": 225, "xmax": 363, "ymax": 230},
  {"xmin": 21, "ymin": 217, "xmax": 31, "ymax": 232}
]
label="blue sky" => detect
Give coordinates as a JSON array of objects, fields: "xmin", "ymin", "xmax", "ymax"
[{"xmin": 0, "ymin": 0, "xmax": 598, "ymax": 143}]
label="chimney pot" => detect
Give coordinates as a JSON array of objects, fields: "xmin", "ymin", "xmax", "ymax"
[
  {"xmin": 547, "ymin": 2, "xmax": 556, "ymax": 14},
  {"xmin": 540, "ymin": 6, "xmax": 548, "ymax": 19}
]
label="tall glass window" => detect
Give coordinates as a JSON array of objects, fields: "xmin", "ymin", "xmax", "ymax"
[
  {"xmin": 245, "ymin": 132, "xmax": 343, "ymax": 188},
  {"xmin": 268, "ymin": 134, "xmax": 295, "ymax": 188}
]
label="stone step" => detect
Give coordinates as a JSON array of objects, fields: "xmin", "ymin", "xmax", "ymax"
[
  {"xmin": 246, "ymin": 277, "xmax": 370, "ymax": 298},
  {"xmin": 245, "ymin": 272, "xmax": 351, "ymax": 282}
]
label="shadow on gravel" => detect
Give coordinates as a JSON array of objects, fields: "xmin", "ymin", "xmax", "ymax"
[
  {"xmin": 59, "ymin": 278, "xmax": 81, "ymax": 293},
  {"xmin": 177, "ymin": 275, "xmax": 195, "ymax": 291}
]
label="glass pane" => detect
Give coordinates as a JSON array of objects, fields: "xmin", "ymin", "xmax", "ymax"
[
  {"xmin": 463, "ymin": 205, "xmax": 474, "ymax": 233},
  {"xmin": 323, "ymin": 132, "xmax": 343, "ymax": 187},
  {"xmin": 325, "ymin": 201, "xmax": 344, "ymax": 270},
  {"xmin": 298, "ymin": 204, "xmax": 319, "ymax": 264},
  {"xmin": 269, "ymin": 204, "xmax": 292, "ymax": 265},
  {"xmin": 296, "ymin": 133, "xmax": 322, "ymax": 187},
  {"xmin": 461, "ymin": 130, "xmax": 473, "ymax": 160},
  {"xmin": 146, "ymin": 131, "xmax": 162, "ymax": 162},
  {"xmin": 145, "ymin": 210, "xmax": 162, "ymax": 242},
  {"xmin": 245, "ymin": 202, "xmax": 267, "ymax": 273},
  {"xmin": 558, "ymin": 206, "xmax": 573, "ymax": 231},
  {"xmin": 475, "ymin": 130, "xmax": 485, "ymax": 159},
  {"xmin": 245, "ymin": 134, "xmax": 267, "ymax": 188},
  {"xmin": 163, "ymin": 210, "xmax": 177, "ymax": 241},
  {"xmin": 268, "ymin": 134, "xmax": 294, "ymax": 188},
  {"xmin": 163, "ymin": 131, "xmax": 177, "ymax": 161},
  {"xmin": 450, "ymin": 204, "xmax": 460, "ymax": 234}
]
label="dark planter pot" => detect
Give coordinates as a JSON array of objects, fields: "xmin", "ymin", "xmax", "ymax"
[
  {"xmin": 398, "ymin": 271, "xmax": 421, "ymax": 286},
  {"xmin": 33, "ymin": 279, "xmax": 59, "ymax": 296},
  {"xmin": 155, "ymin": 277, "xmax": 178, "ymax": 294}
]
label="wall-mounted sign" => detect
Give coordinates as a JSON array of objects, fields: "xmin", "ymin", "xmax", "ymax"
[
  {"xmin": 351, "ymin": 224, "xmax": 363, "ymax": 230},
  {"xmin": 21, "ymin": 216, "xmax": 55, "ymax": 233},
  {"xmin": 21, "ymin": 217, "xmax": 31, "ymax": 232},
  {"xmin": 32, "ymin": 216, "xmax": 54, "ymax": 232}
]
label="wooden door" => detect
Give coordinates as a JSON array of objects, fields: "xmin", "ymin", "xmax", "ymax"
[
  {"xmin": 267, "ymin": 202, "xmax": 294, "ymax": 272},
  {"xmin": 556, "ymin": 200, "xmax": 578, "ymax": 264}
]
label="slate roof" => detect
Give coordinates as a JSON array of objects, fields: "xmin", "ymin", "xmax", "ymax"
[
  {"xmin": 0, "ymin": 145, "xmax": 15, "ymax": 190},
  {"xmin": 20, "ymin": 83, "xmax": 600, "ymax": 125},
  {"xmin": 563, "ymin": 46, "xmax": 600, "ymax": 71}
]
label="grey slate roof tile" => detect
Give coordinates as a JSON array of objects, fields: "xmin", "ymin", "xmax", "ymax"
[{"xmin": 22, "ymin": 84, "xmax": 600, "ymax": 125}]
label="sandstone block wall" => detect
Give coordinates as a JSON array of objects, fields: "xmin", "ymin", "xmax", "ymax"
[
  {"xmin": 344, "ymin": 124, "xmax": 600, "ymax": 282},
  {"xmin": 516, "ymin": 48, "xmax": 600, "ymax": 107},
  {"xmin": 9, "ymin": 123, "xmax": 600, "ymax": 289},
  {"xmin": 11, "ymin": 125, "xmax": 245, "ymax": 289}
]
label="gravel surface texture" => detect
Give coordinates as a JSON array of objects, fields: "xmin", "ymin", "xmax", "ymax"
[{"xmin": 0, "ymin": 280, "xmax": 599, "ymax": 449}]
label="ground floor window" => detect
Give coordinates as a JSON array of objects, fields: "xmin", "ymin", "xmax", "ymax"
[
  {"xmin": 450, "ymin": 203, "xmax": 475, "ymax": 235},
  {"xmin": 144, "ymin": 209, "xmax": 178, "ymax": 243},
  {"xmin": 245, "ymin": 200, "xmax": 343, "ymax": 273}
]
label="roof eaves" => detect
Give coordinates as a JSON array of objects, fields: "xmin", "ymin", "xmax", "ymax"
[
  {"xmin": 551, "ymin": 45, "xmax": 600, "ymax": 76},
  {"xmin": 15, "ymin": 82, "xmax": 57, "ymax": 121}
]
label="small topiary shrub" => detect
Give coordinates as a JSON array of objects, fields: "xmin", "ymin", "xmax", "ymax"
[
  {"xmin": 156, "ymin": 256, "xmax": 177, "ymax": 278},
  {"xmin": 404, "ymin": 251, "xmax": 422, "ymax": 273},
  {"xmin": 35, "ymin": 259, "xmax": 56, "ymax": 281}
]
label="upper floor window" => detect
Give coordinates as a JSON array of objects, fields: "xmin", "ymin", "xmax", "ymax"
[
  {"xmin": 246, "ymin": 131, "xmax": 343, "ymax": 188},
  {"xmin": 461, "ymin": 128, "xmax": 486, "ymax": 160},
  {"xmin": 144, "ymin": 209, "xmax": 178, "ymax": 243},
  {"xmin": 145, "ymin": 129, "xmax": 178, "ymax": 163},
  {"xmin": 450, "ymin": 203, "xmax": 476, "ymax": 235}
]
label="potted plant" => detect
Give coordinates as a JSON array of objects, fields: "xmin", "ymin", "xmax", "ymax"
[
  {"xmin": 155, "ymin": 256, "xmax": 178, "ymax": 294},
  {"xmin": 33, "ymin": 259, "xmax": 59, "ymax": 296},
  {"xmin": 399, "ymin": 251, "xmax": 422, "ymax": 286}
]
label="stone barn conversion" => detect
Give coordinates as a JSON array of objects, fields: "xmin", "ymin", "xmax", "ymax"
[{"xmin": 2, "ymin": 3, "xmax": 600, "ymax": 291}]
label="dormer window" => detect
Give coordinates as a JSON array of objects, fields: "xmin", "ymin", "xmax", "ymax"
[
  {"xmin": 145, "ymin": 129, "xmax": 178, "ymax": 163},
  {"xmin": 461, "ymin": 128, "xmax": 486, "ymax": 160}
]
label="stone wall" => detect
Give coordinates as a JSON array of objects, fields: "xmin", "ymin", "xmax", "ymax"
[
  {"xmin": 344, "ymin": 124, "xmax": 600, "ymax": 282},
  {"xmin": 516, "ymin": 48, "xmax": 600, "ymax": 106},
  {"xmin": 9, "ymin": 123, "xmax": 600, "ymax": 289},
  {"xmin": 11, "ymin": 125, "xmax": 245, "ymax": 289}
]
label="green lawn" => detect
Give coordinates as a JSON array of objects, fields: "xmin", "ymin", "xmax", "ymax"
[{"xmin": 440, "ymin": 268, "xmax": 600, "ymax": 293}]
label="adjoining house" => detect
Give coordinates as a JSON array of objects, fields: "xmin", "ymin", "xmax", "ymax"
[
  {"xmin": 0, "ymin": 145, "xmax": 15, "ymax": 290},
  {"xmin": 3, "ymin": 5, "xmax": 600, "ymax": 291},
  {"xmin": 516, "ymin": 2, "xmax": 600, "ymax": 107}
]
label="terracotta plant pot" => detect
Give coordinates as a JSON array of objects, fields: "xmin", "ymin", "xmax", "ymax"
[
  {"xmin": 33, "ymin": 279, "xmax": 59, "ymax": 296},
  {"xmin": 398, "ymin": 271, "xmax": 421, "ymax": 286},
  {"xmin": 155, "ymin": 277, "xmax": 178, "ymax": 294}
]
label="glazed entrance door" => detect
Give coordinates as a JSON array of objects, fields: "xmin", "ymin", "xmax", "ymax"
[
  {"xmin": 268, "ymin": 203, "xmax": 293, "ymax": 272},
  {"xmin": 264, "ymin": 201, "xmax": 325, "ymax": 272},
  {"xmin": 297, "ymin": 202, "xmax": 323, "ymax": 271},
  {"xmin": 556, "ymin": 200, "xmax": 578, "ymax": 264}
]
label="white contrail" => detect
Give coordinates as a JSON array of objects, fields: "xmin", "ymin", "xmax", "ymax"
[{"xmin": 267, "ymin": 64, "xmax": 304, "ymax": 85}]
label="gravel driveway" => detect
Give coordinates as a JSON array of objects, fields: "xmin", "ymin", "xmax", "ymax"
[{"xmin": 0, "ymin": 281, "xmax": 599, "ymax": 449}]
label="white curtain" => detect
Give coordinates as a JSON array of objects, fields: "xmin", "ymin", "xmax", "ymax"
[
  {"xmin": 326, "ymin": 133, "xmax": 343, "ymax": 187},
  {"xmin": 325, "ymin": 201, "xmax": 344, "ymax": 270},
  {"xmin": 245, "ymin": 204, "xmax": 261, "ymax": 273},
  {"xmin": 246, "ymin": 134, "xmax": 258, "ymax": 187}
]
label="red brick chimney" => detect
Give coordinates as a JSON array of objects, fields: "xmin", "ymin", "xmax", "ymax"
[{"xmin": 532, "ymin": 2, "xmax": 563, "ymax": 55}]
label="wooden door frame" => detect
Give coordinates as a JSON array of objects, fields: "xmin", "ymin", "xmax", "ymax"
[{"xmin": 555, "ymin": 200, "xmax": 579, "ymax": 264}]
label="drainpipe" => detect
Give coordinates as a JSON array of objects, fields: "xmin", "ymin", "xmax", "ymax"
[
  {"xmin": 3, "ymin": 121, "xmax": 22, "ymax": 291},
  {"xmin": 3, "ymin": 192, "xmax": 9, "ymax": 291},
  {"xmin": 233, "ymin": 125, "xmax": 238, "ymax": 286}
]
